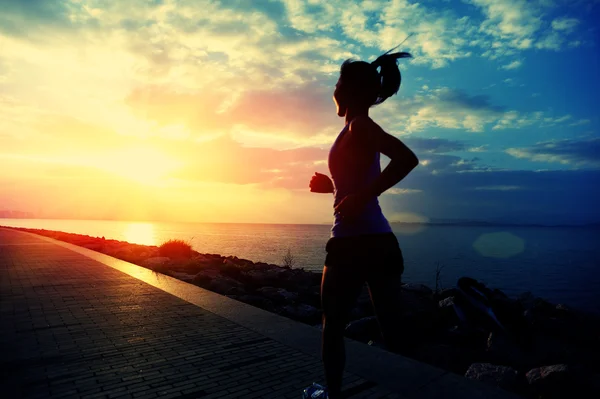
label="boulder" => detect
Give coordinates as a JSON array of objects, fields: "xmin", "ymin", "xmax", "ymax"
[
  {"xmin": 439, "ymin": 296, "xmax": 455, "ymax": 308},
  {"xmin": 437, "ymin": 287, "xmax": 459, "ymax": 301},
  {"xmin": 256, "ymin": 287, "xmax": 298, "ymax": 303},
  {"xmin": 142, "ymin": 257, "xmax": 171, "ymax": 267},
  {"xmin": 243, "ymin": 268, "xmax": 288, "ymax": 287},
  {"xmin": 237, "ymin": 294, "xmax": 275, "ymax": 310},
  {"xmin": 208, "ymin": 276, "xmax": 243, "ymax": 295},
  {"xmin": 281, "ymin": 304, "xmax": 321, "ymax": 325},
  {"xmin": 192, "ymin": 269, "xmax": 221, "ymax": 286},
  {"xmin": 465, "ymin": 363, "xmax": 519, "ymax": 392},
  {"xmin": 82, "ymin": 242, "xmax": 104, "ymax": 251},
  {"xmin": 486, "ymin": 332, "xmax": 537, "ymax": 371},
  {"xmin": 220, "ymin": 259, "xmax": 244, "ymax": 279},
  {"xmin": 526, "ymin": 364, "xmax": 571, "ymax": 398},
  {"xmin": 438, "ymin": 296, "xmax": 459, "ymax": 327},
  {"xmin": 170, "ymin": 271, "xmax": 195, "ymax": 282},
  {"xmin": 442, "ymin": 325, "xmax": 489, "ymax": 350}
]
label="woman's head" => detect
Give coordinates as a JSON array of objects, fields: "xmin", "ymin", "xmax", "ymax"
[{"xmin": 333, "ymin": 51, "xmax": 411, "ymax": 117}]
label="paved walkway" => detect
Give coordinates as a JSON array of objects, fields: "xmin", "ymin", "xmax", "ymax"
[{"xmin": 0, "ymin": 228, "xmax": 518, "ymax": 399}]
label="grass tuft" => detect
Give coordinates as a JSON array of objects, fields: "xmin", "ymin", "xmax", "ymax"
[{"xmin": 158, "ymin": 239, "xmax": 193, "ymax": 259}]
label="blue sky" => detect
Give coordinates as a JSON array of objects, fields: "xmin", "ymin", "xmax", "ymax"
[{"xmin": 0, "ymin": 0, "xmax": 599, "ymax": 224}]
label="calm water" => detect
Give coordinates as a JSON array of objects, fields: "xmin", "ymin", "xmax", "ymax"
[{"xmin": 1, "ymin": 218, "xmax": 599, "ymax": 313}]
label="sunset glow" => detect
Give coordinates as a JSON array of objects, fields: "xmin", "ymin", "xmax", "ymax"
[{"xmin": 1, "ymin": 0, "xmax": 598, "ymax": 225}]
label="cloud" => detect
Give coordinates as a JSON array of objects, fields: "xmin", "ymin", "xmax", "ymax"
[
  {"xmin": 552, "ymin": 17, "xmax": 580, "ymax": 33},
  {"xmin": 501, "ymin": 59, "xmax": 523, "ymax": 70},
  {"xmin": 391, "ymin": 87, "xmax": 506, "ymax": 133},
  {"xmin": 569, "ymin": 119, "xmax": 591, "ymax": 127},
  {"xmin": 468, "ymin": 0, "xmax": 542, "ymax": 40},
  {"xmin": 506, "ymin": 137, "xmax": 600, "ymax": 167},
  {"xmin": 535, "ymin": 32, "xmax": 564, "ymax": 50},
  {"xmin": 466, "ymin": 0, "xmax": 587, "ymax": 61},
  {"xmin": 124, "ymin": 82, "xmax": 339, "ymax": 145},
  {"xmin": 474, "ymin": 185, "xmax": 521, "ymax": 191},
  {"xmin": 403, "ymin": 137, "xmax": 466, "ymax": 153},
  {"xmin": 157, "ymin": 134, "xmax": 328, "ymax": 188},
  {"xmin": 468, "ymin": 145, "xmax": 489, "ymax": 153},
  {"xmin": 385, "ymin": 188, "xmax": 423, "ymax": 195}
]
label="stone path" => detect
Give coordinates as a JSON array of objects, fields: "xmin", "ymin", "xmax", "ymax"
[{"xmin": 0, "ymin": 228, "xmax": 519, "ymax": 398}]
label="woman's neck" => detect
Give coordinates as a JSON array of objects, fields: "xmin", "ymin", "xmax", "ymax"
[{"xmin": 345, "ymin": 108, "xmax": 369, "ymax": 125}]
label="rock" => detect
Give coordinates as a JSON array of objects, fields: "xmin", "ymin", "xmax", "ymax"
[
  {"xmin": 397, "ymin": 289, "xmax": 437, "ymax": 340},
  {"xmin": 517, "ymin": 292, "xmax": 536, "ymax": 311},
  {"xmin": 439, "ymin": 296, "xmax": 455, "ymax": 308},
  {"xmin": 486, "ymin": 332, "xmax": 537, "ymax": 371},
  {"xmin": 345, "ymin": 316, "xmax": 381, "ymax": 343},
  {"xmin": 227, "ymin": 286, "xmax": 247, "ymax": 296},
  {"xmin": 530, "ymin": 335, "xmax": 579, "ymax": 367},
  {"xmin": 142, "ymin": 257, "xmax": 171, "ymax": 267},
  {"xmin": 256, "ymin": 287, "xmax": 298, "ymax": 303},
  {"xmin": 438, "ymin": 296, "xmax": 459, "ymax": 327},
  {"xmin": 236, "ymin": 294, "xmax": 274, "ymax": 310},
  {"xmin": 243, "ymin": 268, "xmax": 288, "ymax": 287},
  {"xmin": 281, "ymin": 304, "xmax": 321, "ymax": 324},
  {"xmin": 220, "ymin": 259, "xmax": 244, "ymax": 279},
  {"xmin": 442, "ymin": 325, "xmax": 489, "ymax": 350},
  {"xmin": 209, "ymin": 276, "xmax": 243, "ymax": 295},
  {"xmin": 465, "ymin": 363, "xmax": 519, "ymax": 391},
  {"xmin": 401, "ymin": 283, "xmax": 433, "ymax": 296},
  {"xmin": 437, "ymin": 287, "xmax": 459, "ymax": 301},
  {"xmin": 400, "ymin": 289, "xmax": 436, "ymax": 314},
  {"xmin": 491, "ymin": 289, "xmax": 509, "ymax": 300},
  {"xmin": 192, "ymin": 269, "xmax": 221, "ymax": 286},
  {"xmin": 170, "ymin": 271, "xmax": 195, "ymax": 282},
  {"xmin": 526, "ymin": 364, "xmax": 571, "ymax": 398},
  {"xmin": 82, "ymin": 243, "xmax": 104, "ymax": 251}
]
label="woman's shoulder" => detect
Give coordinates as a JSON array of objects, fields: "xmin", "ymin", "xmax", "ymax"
[
  {"xmin": 349, "ymin": 116, "xmax": 384, "ymax": 139},
  {"xmin": 349, "ymin": 115, "xmax": 375, "ymax": 133}
]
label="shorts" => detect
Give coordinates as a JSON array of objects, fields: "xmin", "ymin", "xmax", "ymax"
[{"xmin": 324, "ymin": 232, "xmax": 404, "ymax": 276}]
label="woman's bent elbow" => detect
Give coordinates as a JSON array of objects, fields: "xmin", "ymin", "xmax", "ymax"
[{"xmin": 409, "ymin": 155, "xmax": 419, "ymax": 168}]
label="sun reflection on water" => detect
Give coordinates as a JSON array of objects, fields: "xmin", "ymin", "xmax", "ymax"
[{"xmin": 122, "ymin": 222, "xmax": 156, "ymax": 246}]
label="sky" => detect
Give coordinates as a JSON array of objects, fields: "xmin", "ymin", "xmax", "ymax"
[{"xmin": 0, "ymin": 0, "xmax": 599, "ymax": 225}]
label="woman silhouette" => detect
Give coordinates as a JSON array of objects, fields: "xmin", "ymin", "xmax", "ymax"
[{"xmin": 306, "ymin": 50, "xmax": 418, "ymax": 399}]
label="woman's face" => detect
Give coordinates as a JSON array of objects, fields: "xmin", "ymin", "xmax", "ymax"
[{"xmin": 333, "ymin": 78, "xmax": 347, "ymax": 117}]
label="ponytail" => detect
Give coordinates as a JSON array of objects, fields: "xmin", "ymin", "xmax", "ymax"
[
  {"xmin": 370, "ymin": 50, "xmax": 412, "ymax": 105},
  {"xmin": 339, "ymin": 45, "xmax": 412, "ymax": 107}
]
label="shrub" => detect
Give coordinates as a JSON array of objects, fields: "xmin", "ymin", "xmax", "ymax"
[
  {"xmin": 282, "ymin": 248, "xmax": 296, "ymax": 269},
  {"xmin": 158, "ymin": 239, "xmax": 193, "ymax": 259}
]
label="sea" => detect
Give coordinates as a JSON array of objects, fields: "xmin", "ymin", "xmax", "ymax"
[{"xmin": 1, "ymin": 218, "xmax": 598, "ymax": 314}]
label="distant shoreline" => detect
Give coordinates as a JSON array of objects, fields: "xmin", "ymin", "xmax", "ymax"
[{"xmin": 0, "ymin": 216, "xmax": 598, "ymax": 229}]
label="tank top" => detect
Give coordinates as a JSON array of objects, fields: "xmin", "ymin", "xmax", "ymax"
[{"xmin": 328, "ymin": 121, "xmax": 392, "ymax": 237}]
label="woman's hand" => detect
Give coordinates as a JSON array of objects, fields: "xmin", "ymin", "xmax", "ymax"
[
  {"xmin": 309, "ymin": 172, "xmax": 334, "ymax": 194},
  {"xmin": 334, "ymin": 193, "xmax": 369, "ymax": 221}
]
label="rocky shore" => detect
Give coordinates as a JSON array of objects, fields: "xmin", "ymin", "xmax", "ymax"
[{"xmin": 5, "ymin": 226, "xmax": 599, "ymax": 398}]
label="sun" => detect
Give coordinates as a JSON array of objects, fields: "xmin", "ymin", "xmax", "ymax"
[{"xmin": 101, "ymin": 147, "xmax": 182, "ymax": 185}]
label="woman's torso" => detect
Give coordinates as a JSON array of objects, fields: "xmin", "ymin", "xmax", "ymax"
[{"xmin": 328, "ymin": 120, "xmax": 392, "ymax": 238}]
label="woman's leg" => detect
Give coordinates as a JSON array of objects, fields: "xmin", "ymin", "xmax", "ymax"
[
  {"xmin": 367, "ymin": 269, "xmax": 405, "ymax": 354},
  {"xmin": 321, "ymin": 265, "xmax": 364, "ymax": 398}
]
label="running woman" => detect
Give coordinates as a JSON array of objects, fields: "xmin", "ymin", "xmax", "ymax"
[{"xmin": 306, "ymin": 49, "xmax": 418, "ymax": 399}]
